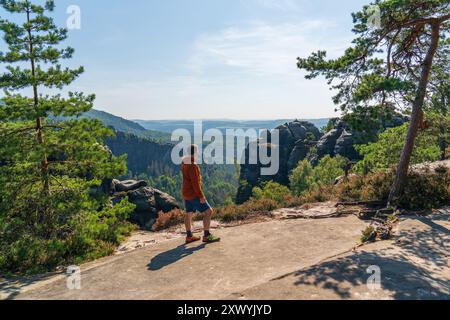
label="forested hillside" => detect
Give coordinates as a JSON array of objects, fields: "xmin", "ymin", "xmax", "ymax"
[
  {"xmin": 53, "ymin": 109, "xmax": 171, "ymax": 142},
  {"xmin": 106, "ymin": 131, "xmax": 176, "ymax": 178}
]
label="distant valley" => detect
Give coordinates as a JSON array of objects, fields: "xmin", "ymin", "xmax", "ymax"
[
  {"xmin": 75, "ymin": 110, "xmax": 330, "ymax": 141},
  {"xmin": 72, "ymin": 110, "xmax": 330, "ymax": 206}
]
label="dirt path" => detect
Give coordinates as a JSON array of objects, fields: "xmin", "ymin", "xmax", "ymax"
[{"xmin": 1, "ymin": 205, "xmax": 448, "ymax": 300}]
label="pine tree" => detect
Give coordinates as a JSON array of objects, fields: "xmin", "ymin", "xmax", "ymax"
[
  {"xmin": 426, "ymin": 37, "xmax": 450, "ymax": 160},
  {"xmin": 0, "ymin": 0, "xmax": 134, "ymax": 274},
  {"xmin": 297, "ymin": 0, "xmax": 450, "ymax": 205}
]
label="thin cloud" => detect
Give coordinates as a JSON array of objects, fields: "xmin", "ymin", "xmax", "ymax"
[
  {"xmin": 189, "ymin": 20, "xmax": 350, "ymax": 76},
  {"xmin": 92, "ymin": 17, "xmax": 353, "ymax": 120}
]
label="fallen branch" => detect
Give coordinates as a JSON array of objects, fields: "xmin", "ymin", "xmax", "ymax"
[
  {"xmin": 284, "ymin": 210, "xmax": 357, "ymax": 220},
  {"xmin": 335, "ymin": 200, "xmax": 387, "ymax": 207}
]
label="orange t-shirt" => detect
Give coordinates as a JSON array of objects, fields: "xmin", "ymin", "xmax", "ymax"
[{"xmin": 182, "ymin": 159, "xmax": 205, "ymax": 201}]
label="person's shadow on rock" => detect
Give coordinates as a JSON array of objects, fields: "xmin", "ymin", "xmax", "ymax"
[{"xmin": 147, "ymin": 244, "xmax": 207, "ymax": 271}]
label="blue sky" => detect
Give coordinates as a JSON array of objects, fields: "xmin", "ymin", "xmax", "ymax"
[{"xmin": 4, "ymin": 0, "xmax": 370, "ymax": 120}]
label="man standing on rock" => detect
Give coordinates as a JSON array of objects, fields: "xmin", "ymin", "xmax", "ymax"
[{"xmin": 182, "ymin": 144, "xmax": 221, "ymax": 244}]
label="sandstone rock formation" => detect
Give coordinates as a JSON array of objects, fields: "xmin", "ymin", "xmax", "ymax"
[
  {"xmin": 310, "ymin": 121, "xmax": 359, "ymax": 166},
  {"xmin": 236, "ymin": 117, "xmax": 405, "ymax": 204},
  {"xmin": 111, "ymin": 180, "xmax": 179, "ymax": 230},
  {"xmin": 236, "ymin": 120, "xmax": 321, "ymax": 204}
]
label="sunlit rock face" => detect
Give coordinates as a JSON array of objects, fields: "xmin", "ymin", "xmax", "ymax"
[
  {"xmin": 235, "ymin": 117, "xmax": 406, "ymax": 204},
  {"xmin": 111, "ymin": 180, "xmax": 179, "ymax": 230},
  {"xmin": 236, "ymin": 120, "xmax": 321, "ymax": 204}
]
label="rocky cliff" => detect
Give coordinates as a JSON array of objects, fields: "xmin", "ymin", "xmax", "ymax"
[
  {"xmin": 237, "ymin": 120, "xmax": 322, "ymax": 204},
  {"xmin": 109, "ymin": 179, "xmax": 179, "ymax": 230},
  {"xmin": 236, "ymin": 118, "xmax": 405, "ymax": 204}
]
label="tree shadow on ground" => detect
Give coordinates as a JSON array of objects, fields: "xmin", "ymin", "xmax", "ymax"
[
  {"xmin": 147, "ymin": 244, "xmax": 207, "ymax": 271},
  {"xmin": 0, "ymin": 273, "xmax": 58, "ymax": 300},
  {"xmin": 0, "ymin": 281, "xmax": 26, "ymax": 300},
  {"xmin": 292, "ymin": 215, "xmax": 450, "ymax": 300},
  {"xmin": 396, "ymin": 216, "xmax": 450, "ymax": 268}
]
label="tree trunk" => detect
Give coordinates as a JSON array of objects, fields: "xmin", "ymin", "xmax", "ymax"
[
  {"xmin": 439, "ymin": 95, "xmax": 447, "ymax": 161},
  {"xmin": 36, "ymin": 116, "xmax": 49, "ymax": 192},
  {"xmin": 388, "ymin": 23, "xmax": 441, "ymax": 206},
  {"xmin": 26, "ymin": 5, "xmax": 50, "ymax": 193}
]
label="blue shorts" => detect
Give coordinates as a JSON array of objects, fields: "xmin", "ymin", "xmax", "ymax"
[{"xmin": 184, "ymin": 198, "xmax": 212, "ymax": 213}]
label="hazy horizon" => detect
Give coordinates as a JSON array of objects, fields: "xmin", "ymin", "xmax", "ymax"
[{"xmin": 130, "ymin": 117, "xmax": 331, "ymax": 122}]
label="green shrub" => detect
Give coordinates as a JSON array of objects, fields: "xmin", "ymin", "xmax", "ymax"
[
  {"xmin": 354, "ymin": 123, "xmax": 441, "ymax": 173},
  {"xmin": 216, "ymin": 184, "xmax": 339, "ymax": 224},
  {"xmin": 215, "ymin": 198, "xmax": 279, "ymax": 223},
  {"xmin": 312, "ymin": 155, "xmax": 347, "ymax": 186},
  {"xmin": 0, "ymin": 181, "xmax": 136, "ymax": 275},
  {"xmin": 361, "ymin": 226, "xmax": 377, "ymax": 243},
  {"xmin": 335, "ymin": 166, "xmax": 450, "ymax": 210},
  {"xmin": 289, "ymin": 159, "xmax": 314, "ymax": 196},
  {"xmin": 290, "ymin": 156, "xmax": 347, "ymax": 196},
  {"xmin": 252, "ymin": 181, "xmax": 292, "ymax": 204}
]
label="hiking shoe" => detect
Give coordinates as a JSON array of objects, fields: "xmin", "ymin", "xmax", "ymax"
[
  {"xmin": 186, "ymin": 236, "xmax": 201, "ymax": 244},
  {"xmin": 203, "ymin": 235, "xmax": 221, "ymax": 243}
]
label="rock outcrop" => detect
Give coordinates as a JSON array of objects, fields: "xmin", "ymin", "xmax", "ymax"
[
  {"xmin": 111, "ymin": 180, "xmax": 179, "ymax": 230},
  {"xmin": 310, "ymin": 121, "xmax": 359, "ymax": 166},
  {"xmin": 236, "ymin": 117, "xmax": 406, "ymax": 204},
  {"xmin": 310, "ymin": 115, "xmax": 405, "ymax": 165},
  {"xmin": 236, "ymin": 120, "xmax": 321, "ymax": 204},
  {"xmin": 114, "ymin": 180, "xmax": 148, "ymax": 193}
]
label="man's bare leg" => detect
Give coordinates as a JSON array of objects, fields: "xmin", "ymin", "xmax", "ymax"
[
  {"xmin": 184, "ymin": 212, "xmax": 194, "ymax": 237},
  {"xmin": 203, "ymin": 208, "xmax": 213, "ymax": 232},
  {"xmin": 202, "ymin": 209, "xmax": 220, "ymax": 243},
  {"xmin": 185, "ymin": 212, "xmax": 201, "ymax": 243},
  {"xmin": 185, "ymin": 212, "xmax": 193, "ymax": 235}
]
